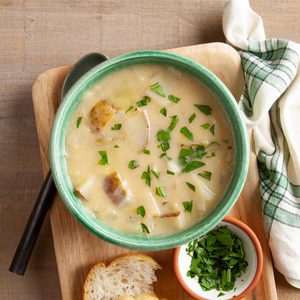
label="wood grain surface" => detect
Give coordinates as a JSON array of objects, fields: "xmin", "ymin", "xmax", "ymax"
[
  {"xmin": 32, "ymin": 42, "xmax": 273, "ymax": 300},
  {"xmin": 1, "ymin": 1, "xmax": 300, "ymax": 300}
]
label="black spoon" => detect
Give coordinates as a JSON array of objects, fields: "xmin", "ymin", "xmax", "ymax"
[{"xmin": 9, "ymin": 52, "xmax": 108, "ymax": 275}]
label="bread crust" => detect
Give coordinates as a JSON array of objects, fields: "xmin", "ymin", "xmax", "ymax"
[
  {"xmin": 83, "ymin": 254, "xmax": 161, "ymax": 300},
  {"xmin": 108, "ymin": 254, "xmax": 161, "ymax": 270}
]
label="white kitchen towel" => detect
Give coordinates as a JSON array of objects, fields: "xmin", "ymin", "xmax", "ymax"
[{"xmin": 223, "ymin": 0, "xmax": 300, "ymax": 288}]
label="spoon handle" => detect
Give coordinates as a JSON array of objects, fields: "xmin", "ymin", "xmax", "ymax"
[{"xmin": 9, "ymin": 171, "xmax": 56, "ymax": 275}]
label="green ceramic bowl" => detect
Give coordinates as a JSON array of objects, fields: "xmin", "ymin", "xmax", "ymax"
[{"xmin": 50, "ymin": 51, "xmax": 249, "ymax": 250}]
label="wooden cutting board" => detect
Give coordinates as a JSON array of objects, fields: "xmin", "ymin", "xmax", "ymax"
[{"xmin": 32, "ymin": 42, "xmax": 277, "ymax": 300}]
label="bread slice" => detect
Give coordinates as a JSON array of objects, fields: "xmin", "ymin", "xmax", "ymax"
[
  {"xmin": 83, "ymin": 254, "xmax": 161, "ymax": 300},
  {"xmin": 117, "ymin": 293, "xmax": 159, "ymax": 300}
]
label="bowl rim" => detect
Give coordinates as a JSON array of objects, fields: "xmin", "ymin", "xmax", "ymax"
[
  {"xmin": 50, "ymin": 50, "xmax": 250, "ymax": 250},
  {"xmin": 173, "ymin": 216, "xmax": 263, "ymax": 300}
]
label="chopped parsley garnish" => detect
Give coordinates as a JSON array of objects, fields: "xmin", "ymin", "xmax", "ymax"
[
  {"xmin": 218, "ymin": 292, "xmax": 225, "ymax": 297},
  {"xmin": 150, "ymin": 82, "xmax": 165, "ymax": 97},
  {"xmin": 188, "ymin": 113, "xmax": 196, "ymax": 124},
  {"xmin": 180, "ymin": 127, "xmax": 194, "ymax": 141},
  {"xmin": 201, "ymin": 122, "xmax": 210, "ymax": 129},
  {"xmin": 201, "ymin": 122, "xmax": 215, "ymax": 135},
  {"xmin": 140, "ymin": 223, "xmax": 150, "ymax": 234},
  {"xmin": 128, "ymin": 160, "xmax": 139, "ymax": 169},
  {"xmin": 222, "ymin": 139, "xmax": 229, "ymax": 144},
  {"xmin": 98, "ymin": 150, "xmax": 108, "ymax": 165},
  {"xmin": 184, "ymin": 160, "xmax": 205, "ymax": 172},
  {"xmin": 186, "ymin": 226, "xmax": 248, "ymax": 292},
  {"xmin": 167, "ymin": 170, "xmax": 175, "ymax": 175},
  {"xmin": 178, "ymin": 146, "xmax": 207, "ymax": 173},
  {"xmin": 194, "ymin": 104, "xmax": 212, "ymax": 115},
  {"xmin": 143, "ymin": 149, "xmax": 150, "ymax": 155},
  {"xmin": 183, "ymin": 201, "xmax": 193, "ymax": 212},
  {"xmin": 136, "ymin": 96, "xmax": 151, "ymax": 107},
  {"xmin": 210, "ymin": 124, "xmax": 215, "ymax": 135},
  {"xmin": 198, "ymin": 171, "xmax": 212, "ymax": 181},
  {"xmin": 151, "ymin": 169, "xmax": 160, "ymax": 179},
  {"xmin": 141, "ymin": 166, "xmax": 151, "ymax": 187},
  {"xmin": 125, "ymin": 105, "xmax": 134, "ymax": 113},
  {"xmin": 136, "ymin": 206, "xmax": 145, "ymax": 217},
  {"xmin": 160, "ymin": 107, "xmax": 167, "ymax": 117},
  {"xmin": 160, "ymin": 141, "xmax": 170, "ymax": 152},
  {"xmin": 168, "ymin": 94, "xmax": 181, "ymax": 103},
  {"xmin": 168, "ymin": 115, "xmax": 179, "ymax": 131},
  {"xmin": 113, "ymin": 144, "xmax": 120, "ymax": 148},
  {"xmin": 76, "ymin": 116, "xmax": 83, "ymax": 128},
  {"xmin": 111, "ymin": 123, "xmax": 122, "ymax": 130},
  {"xmin": 156, "ymin": 186, "xmax": 166, "ymax": 198},
  {"xmin": 157, "ymin": 130, "xmax": 171, "ymax": 141},
  {"xmin": 186, "ymin": 182, "xmax": 196, "ymax": 192}
]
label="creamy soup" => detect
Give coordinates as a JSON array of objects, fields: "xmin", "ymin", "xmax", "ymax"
[{"xmin": 65, "ymin": 64, "xmax": 234, "ymax": 236}]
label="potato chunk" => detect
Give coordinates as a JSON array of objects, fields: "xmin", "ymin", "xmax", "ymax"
[
  {"xmin": 89, "ymin": 100, "xmax": 117, "ymax": 131},
  {"xmin": 154, "ymin": 211, "xmax": 185, "ymax": 229},
  {"xmin": 103, "ymin": 172, "xmax": 130, "ymax": 206},
  {"xmin": 74, "ymin": 176, "xmax": 97, "ymax": 201},
  {"xmin": 123, "ymin": 110, "xmax": 150, "ymax": 152}
]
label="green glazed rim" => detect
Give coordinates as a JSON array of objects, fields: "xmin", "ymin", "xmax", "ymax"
[{"xmin": 50, "ymin": 51, "xmax": 249, "ymax": 250}]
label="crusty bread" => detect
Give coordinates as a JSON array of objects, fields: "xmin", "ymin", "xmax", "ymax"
[{"xmin": 83, "ymin": 254, "xmax": 161, "ymax": 300}]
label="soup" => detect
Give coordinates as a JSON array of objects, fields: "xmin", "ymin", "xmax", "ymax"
[{"xmin": 65, "ymin": 64, "xmax": 234, "ymax": 236}]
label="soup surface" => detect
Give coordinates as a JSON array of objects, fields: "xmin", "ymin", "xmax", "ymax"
[{"xmin": 65, "ymin": 64, "xmax": 234, "ymax": 236}]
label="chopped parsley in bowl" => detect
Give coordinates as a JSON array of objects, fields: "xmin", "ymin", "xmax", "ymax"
[{"xmin": 173, "ymin": 217, "xmax": 263, "ymax": 300}]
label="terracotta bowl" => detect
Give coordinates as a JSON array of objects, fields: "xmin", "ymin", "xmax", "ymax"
[{"xmin": 173, "ymin": 216, "xmax": 263, "ymax": 299}]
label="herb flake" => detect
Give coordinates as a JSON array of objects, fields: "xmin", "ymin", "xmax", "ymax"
[
  {"xmin": 141, "ymin": 166, "xmax": 151, "ymax": 186},
  {"xmin": 76, "ymin": 116, "xmax": 83, "ymax": 128},
  {"xmin": 180, "ymin": 126, "xmax": 194, "ymax": 141},
  {"xmin": 136, "ymin": 206, "xmax": 145, "ymax": 217},
  {"xmin": 128, "ymin": 160, "xmax": 139, "ymax": 169},
  {"xmin": 183, "ymin": 160, "xmax": 205, "ymax": 172},
  {"xmin": 125, "ymin": 105, "xmax": 134, "ymax": 113},
  {"xmin": 151, "ymin": 169, "xmax": 160, "ymax": 179},
  {"xmin": 201, "ymin": 123, "xmax": 210, "ymax": 129},
  {"xmin": 98, "ymin": 150, "xmax": 108, "ymax": 165},
  {"xmin": 194, "ymin": 104, "xmax": 212, "ymax": 115},
  {"xmin": 188, "ymin": 113, "xmax": 196, "ymax": 124},
  {"xmin": 160, "ymin": 141, "xmax": 170, "ymax": 152},
  {"xmin": 136, "ymin": 96, "xmax": 151, "ymax": 107},
  {"xmin": 168, "ymin": 115, "xmax": 179, "ymax": 131},
  {"xmin": 111, "ymin": 123, "xmax": 122, "ymax": 130},
  {"xmin": 183, "ymin": 201, "xmax": 193, "ymax": 212},
  {"xmin": 210, "ymin": 124, "xmax": 215, "ymax": 135},
  {"xmin": 186, "ymin": 182, "xmax": 196, "ymax": 192},
  {"xmin": 178, "ymin": 145, "xmax": 207, "ymax": 173},
  {"xmin": 150, "ymin": 82, "xmax": 165, "ymax": 97},
  {"xmin": 157, "ymin": 130, "xmax": 171, "ymax": 141},
  {"xmin": 168, "ymin": 94, "xmax": 181, "ymax": 103},
  {"xmin": 140, "ymin": 223, "xmax": 150, "ymax": 234},
  {"xmin": 198, "ymin": 171, "xmax": 212, "ymax": 181},
  {"xmin": 160, "ymin": 107, "xmax": 167, "ymax": 117},
  {"xmin": 156, "ymin": 186, "xmax": 166, "ymax": 198}
]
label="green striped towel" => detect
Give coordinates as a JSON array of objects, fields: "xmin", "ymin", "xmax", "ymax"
[{"xmin": 223, "ymin": 0, "xmax": 300, "ymax": 288}]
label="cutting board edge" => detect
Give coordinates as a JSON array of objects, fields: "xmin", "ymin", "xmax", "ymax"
[{"xmin": 31, "ymin": 42, "xmax": 277, "ymax": 300}]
